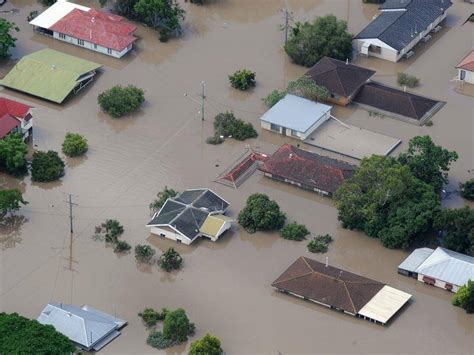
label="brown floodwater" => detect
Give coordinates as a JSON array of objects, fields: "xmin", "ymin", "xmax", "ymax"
[{"xmin": 1, "ymin": 0, "xmax": 473, "ymax": 353}]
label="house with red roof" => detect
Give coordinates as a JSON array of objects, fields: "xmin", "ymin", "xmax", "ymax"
[
  {"xmin": 259, "ymin": 144, "xmax": 356, "ymax": 197},
  {"xmin": 0, "ymin": 97, "xmax": 34, "ymax": 141},
  {"xmin": 30, "ymin": 0, "xmax": 137, "ymax": 58},
  {"xmin": 456, "ymin": 50, "xmax": 474, "ymax": 84}
]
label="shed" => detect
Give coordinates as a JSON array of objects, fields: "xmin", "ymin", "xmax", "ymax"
[
  {"xmin": 259, "ymin": 94, "xmax": 332, "ymax": 140},
  {"xmin": 456, "ymin": 50, "xmax": 474, "ymax": 84}
]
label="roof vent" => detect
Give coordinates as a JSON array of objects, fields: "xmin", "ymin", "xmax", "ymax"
[
  {"xmin": 345, "ymin": 58, "xmax": 349, "ymax": 65},
  {"xmin": 51, "ymin": 64, "xmax": 56, "ymax": 70},
  {"xmin": 338, "ymin": 270, "xmax": 343, "ymax": 279},
  {"xmin": 66, "ymin": 312, "xmax": 72, "ymax": 317},
  {"xmin": 91, "ymin": 17, "xmax": 95, "ymax": 23},
  {"xmin": 289, "ymin": 153, "xmax": 294, "ymax": 159}
]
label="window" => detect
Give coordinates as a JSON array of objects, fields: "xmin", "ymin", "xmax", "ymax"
[
  {"xmin": 460, "ymin": 70, "xmax": 466, "ymax": 80},
  {"xmin": 77, "ymin": 39, "xmax": 84, "ymax": 45},
  {"xmin": 445, "ymin": 283, "xmax": 453, "ymax": 291},
  {"xmin": 94, "ymin": 44, "xmax": 97, "ymax": 49},
  {"xmin": 107, "ymin": 48, "xmax": 113, "ymax": 54},
  {"xmin": 422, "ymin": 276, "xmax": 436, "ymax": 285},
  {"xmin": 369, "ymin": 45, "xmax": 382, "ymax": 54},
  {"xmin": 290, "ymin": 129, "xmax": 299, "ymax": 138},
  {"xmin": 270, "ymin": 123, "xmax": 281, "ymax": 132},
  {"xmin": 59, "ymin": 33, "xmax": 66, "ymax": 39}
]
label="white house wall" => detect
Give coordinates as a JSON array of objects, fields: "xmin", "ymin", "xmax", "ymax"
[
  {"xmin": 150, "ymin": 226, "xmax": 191, "ymax": 245},
  {"xmin": 459, "ymin": 69, "xmax": 474, "ymax": 84},
  {"xmin": 261, "ymin": 112, "xmax": 330, "ymax": 141},
  {"xmin": 52, "ymin": 31, "xmax": 132, "ymax": 58},
  {"xmin": 417, "ymin": 273, "xmax": 459, "ymax": 293}
]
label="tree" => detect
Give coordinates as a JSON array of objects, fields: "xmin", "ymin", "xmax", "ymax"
[
  {"xmin": 149, "ymin": 186, "xmax": 178, "ymax": 213},
  {"xmin": 114, "ymin": 240, "xmax": 131, "ymax": 253},
  {"xmin": 31, "ymin": 150, "xmax": 65, "ymax": 182},
  {"xmin": 286, "ymin": 75, "xmax": 330, "ymax": 102},
  {"xmin": 238, "ymin": 193, "xmax": 286, "ymax": 233},
  {"xmin": 162, "ymin": 308, "xmax": 195, "ymax": 343},
  {"xmin": 134, "ymin": 0, "xmax": 185, "ymax": 41},
  {"xmin": 209, "ymin": 112, "xmax": 257, "ymax": 143},
  {"xmin": 98, "ymin": 85, "xmax": 145, "ymax": 118},
  {"xmin": 452, "ymin": 280, "xmax": 474, "ymax": 314},
  {"xmin": 138, "ymin": 307, "xmax": 168, "ymax": 327},
  {"xmin": 397, "ymin": 136, "xmax": 458, "ymax": 192},
  {"xmin": 135, "ymin": 244, "xmax": 156, "ymax": 263},
  {"xmin": 284, "ymin": 15, "xmax": 353, "ymax": 67},
  {"xmin": 280, "ymin": 222, "xmax": 309, "ymax": 241},
  {"xmin": 62, "ymin": 132, "xmax": 88, "ymax": 157},
  {"xmin": 40, "ymin": 0, "xmax": 57, "ymax": 5},
  {"xmin": 397, "ymin": 72, "xmax": 420, "ymax": 88},
  {"xmin": 95, "ymin": 219, "xmax": 124, "ymax": 243},
  {"xmin": 0, "ymin": 189, "xmax": 27, "ymax": 219},
  {"xmin": 159, "ymin": 247, "xmax": 183, "ymax": 271},
  {"xmin": 307, "ymin": 234, "xmax": 333, "ymax": 253},
  {"xmin": 460, "ymin": 179, "xmax": 474, "ymax": 200},
  {"xmin": 189, "ymin": 333, "xmax": 223, "ymax": 355},
  {"xmin": 228, "ymin": 69, "xmax": 256, "ymax": 91},
  {"xmin": 0, "ymin": 133, "xmax": 28, "ymax": 176},
  {"xmin": 434, "ymin": 207, "xmax": 474, "ymax": 256},
  {"xmin": 262, "ymin": 89, "xmax": 287, "ymax": 108},
  {"xmin": 114, "ymin": 0, "xmax": 140, "ymax": 18},
  {"xmin": 334, "ymin": 155, "xmax": 440, "ymax": 249},
  {"xmin": 0, "ymin": 19, "xmax": 19, "ymax": 59},
  {"xmin": 0, "ymin": 312, "xmax": 75, "ymax": 354}
]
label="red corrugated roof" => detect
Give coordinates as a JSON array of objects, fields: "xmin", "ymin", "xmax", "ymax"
[
  {"xmin": 0, "ymin": 114, "xmax": 21, "ymax": 139},
  {"xmin": 0, "ymin": 98, "xmax": 32, "ymax": 139},
  {"xmin": 456, "ymin": 50, "xmax": 474, "ymax": 72},
  {"xmin": 49, "ymin": 8, "xmax": 137, "ymax": 52}
]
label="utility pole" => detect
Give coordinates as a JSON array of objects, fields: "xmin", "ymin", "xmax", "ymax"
[
  {"xmin": 64, "ymin": 194, "xmax": 78, "ymax": 272},
  {"xmin": 280, "ymin": 8, "xmax": 293, "ymax": 44},
  {"xmin": 200, "ymin": 81, "xmax": 205, "ymax": 121}
]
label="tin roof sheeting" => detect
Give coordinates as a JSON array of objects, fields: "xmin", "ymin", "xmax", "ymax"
[
  {"xmin": 30, "ymin": 0, "xmax": 90, "ymax": 28},
  {"xmin": 398, "ymin": 247, "xmax": 434, "ymax": 273},
  {"xmin": 200, "ymin": 215, "xmax": 232, "ymax": 237}
]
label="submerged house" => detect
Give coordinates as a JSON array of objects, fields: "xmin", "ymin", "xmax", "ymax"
[
  {"xmin": 455, "ymin": 50, "xmax": 474, "ymax": 84},
  {"xmin": 259, "ymin": 144, "xmax": 356, "ymax": 197},
  {"xmin": 398, "ymin": 247, "xmax": 474, "ymax": 292},
  {"xmin": 147, "ymin": 188, "xmax": 232, "ymax": 245},
  {"xmin": 305, "ymin": 57, "xmax": 375, "ymax": 106},
  {"xmin": 259, "ymin": 94, "xmax": 332, "ymax": 140},
  {"xmin": 0, "ymin": 49, "xmax": 101, "ymax": 104},
  {"xmin": 30, "ymin": 0, "xmax": 137, "ymax": 58},
  {"xmin": 37, "ymin": 303, "xmax": 126, "ymax": 351},
  {"xmin": 0, "ymin": 97, "xmax": 33, "ymax": 141},
  {"xmin": 354, "ymin": 0, "xmax": 452, "ymax": 62},
  {"xmin": 272, "ymin": 257, "xmax": 412, "ymax": 325}
]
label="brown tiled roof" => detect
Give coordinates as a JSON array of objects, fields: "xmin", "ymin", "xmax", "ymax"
[
  {"xmin": 353, "ymin": 82, "xmax": 440, "ymax": 121},
  {"xmin": 259, "ymin": 144, "xmax": 356, "ymax": 194},
  {"xmin": 456, "ymin": 50, "xmax": 474, "ymax": 72},
  {"xmin": 306, "ymin": 57, "xmax": 375, "ymax": 98},
  {"xmin": 272, "ymin": 257, "xmax": 385, "ymax": 314}
]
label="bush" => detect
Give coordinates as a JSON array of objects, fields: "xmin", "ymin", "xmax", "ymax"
[
  {"xmin": 162, "ymin": 308, "xmax": 195, "ymax": 343},
  {"xmin": 206, "ymin": 135, "xmax": 224, "ymax": 145},
  {"xmin": 280, "ymin": 222, "xmax": 309, "ymax": 241},
  {"xmin": 31, "ymin": 150, "xmax": 65, "ymax": 182},
  {"xmin": 62, "ymin": 132, "xmax": 88, "ymax": 157},
  {"xmin": 114, "ymin": 240, "xmax": 131, "ymax": 253},
  {"xmin": 238, "ymin": 193, "xmax": 286, "ymax": 233},
  {"xmin": 0, "ymin": 312, "xmax": 75, "ymax": 354},
  {"xmin": 460, "ymin": 179, "xmax": 474, "ymax": 200},
  {"xmin": 286, "ymin": 75, "xmax": 330, "ymax": 102},
  {"xmin": 135, "ymin": 244, "xmax": 156, "ymax": 263},
  {"xmin": 397, "ymin": 72, "xmax": 420, "ymax": 88},
  {"xmin": 159, "ymin": 247, "xmax": 183, "ymax": 271},
  {"xmin": 284, "ymin": 15, "xmax": 353, "ymax": 67},
  {"xmin": 470, "ymin": 14, "xmax": 474, "ymax": 22},
  {"xmin": 0, "ymin": 133, "xmax": 28, "ymax": 176},
  {"xmin": 262, "ymin": 90, "xmax": 287, "ymax": 108},
  {"xmin": 0, "ymin": 19, "xmax": 19, "ymax": 59},
  {"xmin": 229, "ymin": 69, "xmax": 256, "ymax": 91},
  {"xmin": 149, "ymin": 187, "xmax": 178, "ymax": 213},
  {"xmin": 307, "ymin": 234, "xmax": 333, "ymax": 253},
  {"xmin": 210, "ymin": 112, "xmax": 257, "ymax": 143},
  {"xmin": 147, "ymin": 330, "xmax": 176, "ymax": 349},
  {"xmin": 452, "ymin": 280, "xmax": 474, "ymax": 314},
  {"xmin": 434, "ymin": 207, "xmax": 474, "ymax": 256},
  {"xmin": 189, "ymin": 333, "xmax": 223, "ymax": 355},
  {"xmin": 138, "ymin": 307, "xmax": 169, "ymax": 327},
  {"xmin": 0, "ymin": 189, "xmax": 27, "ymax": 219},
  {"xmin": 95, "ymin": 219, "xmax": 124, "ymax": 243},
  {"xmin": 98, "ymin": 85, "xmax": 145, "ymax": 118}
]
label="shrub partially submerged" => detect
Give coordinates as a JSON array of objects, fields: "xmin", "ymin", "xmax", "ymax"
[
  {"xmin": 207, "ymin": 112, "xmax": 257, "ymax": 144},
  {"xmin": 159, "ymin": 247, "xmax": 183, "ymax": 271},
  {"xmin": 280, "ymin": 222, "xmax": 309, "ymax": 241},
  {"xmin": 307, "ymin": 234, "xmax": 333, "ymax": 253},
  {"xmin": 98, "ymin": 85, "xmax": 145, "ymax": 118},
  {"xmin": 31, "ymin": 150, "xmax": 65, "ymax": 182},
  {"xmin": 397, "ymin": 72, "xmax": 420, "ymax": 88},
  {"xmin": 229, "ymin": 69, "xmax": 256, "ymax": 91},
  {"xmin": 138, "ymin": 308, "xmax": 169, "ymax": 327},
  {"xmin": 62, "ymin": 132, "xmax": 88, "ymax": 157}
]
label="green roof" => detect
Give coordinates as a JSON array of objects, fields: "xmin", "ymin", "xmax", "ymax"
[{"xmin": 0, "ymin": 49, "xmax": 101, "ymax": 103}]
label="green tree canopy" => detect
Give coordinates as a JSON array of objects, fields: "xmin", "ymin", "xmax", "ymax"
[
  {"xmin": 189, "ymin": 333, "xmax": 223, "ymax": 355},
  {"xmin": 0, "ymin": 189, "xmax": 28, "ymax": 219},
  {"xmin": 452, "ymin": 280, "xmax": 474, "ymax": 314},
  {"xmin": 286, "ymin": 75, "xmax": 330, "ymax": 102},
  {"xmin": 162, "ymin": 308, "xmax": 195, "ymax": 342},
  {"xmin": 228, "ymin": 69, "xmax": 256, "ymax": 91},
  {"xmin": 62, "ymin": 132, "xmax": 88, "ymax": 157},
  {"xmin": 0, "ymin": 133, "xmax": 28, "ymax": 176},
  {"xmin": 149, "ymin": 186, "xmax": 178, "ymax": 213},
  {"xmin": 397, "ymin": 136, "xmax": 458, "ymax": 192},
  {"xmin": 284, "ymin": 15, "xmax": 353, "ymax": 67},
  {"xmin": 280, "ymin": 222, "xmax": 309, "ymax": 241},
  {"xmin": 159, "ymin": 247, "xmax": 183, "ymax": 271},
  {"xmin": 238, "ymin": 193, "xmax": 286, "ymax": 233},
  {"xmin": 460, "ymin": 179, "xmax": 474, "ymax": 200},
  {"xmin": 0, "ymin": 19, "xmax": 19, "ymax": 59},
  {"xmin": 0, "ymin": 312, "xmax": 75, "ymax": 354},
  {"xmin": 434, "ymin": 207, "xmax": 474, "ymax": 256},
  {"xmin": 334, "ymin": 155, "xmax": 440, "ymax": 249},
  {"xmin": 31, "ymin": 150, "xmax": 65, "ymax": 182},
  {"xmin": 98, "ymin": 85, "xmax": 145, "ymax": 118}
]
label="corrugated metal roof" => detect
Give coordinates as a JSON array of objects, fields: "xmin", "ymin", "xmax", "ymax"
[
  {"xmin": 199, "ymin": 215, "xmax": 232, "ymax": 237},
  {"xmin": 30, "ymin": 0, "xmax": 90, "ymax": 28},
  {"xmin": 415, "ymin": 247, "xmax": 474, "ymax": 286},
  {"xmin": 358, "ymin": 285, "xmax": 412, "ymax": 324},
  {"xmin": 398, "ymin": 247, "xmax": 434, "ymax": 273},
  {"xmin": 259, "ymin": 94, "xmax": 332, "ymax": 133},
  {"xmin": 0, "ymin": 49, "xmax": 101, "ymax": 103}
]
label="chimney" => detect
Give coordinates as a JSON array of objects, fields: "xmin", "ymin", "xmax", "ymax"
[{"xmin": 345, "ymin": 58, "xmax": 349, "ymax": 65}]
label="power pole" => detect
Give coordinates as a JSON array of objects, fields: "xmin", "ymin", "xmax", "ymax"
[
  {"xmin": 200, "ymin": 81, "xmax": 205, "ymax": 121},
  {"xmin": 280, "ymin": 8, "xmax": 293, "ymax": 44},
  {"xmin": 64, "ymin": 194, "xmax": 78, "ymax": 272}
]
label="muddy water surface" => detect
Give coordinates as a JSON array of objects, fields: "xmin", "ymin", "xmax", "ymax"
[{"xmin": 1, "ymin": 0, "xmax": 473, "ymax": 353}]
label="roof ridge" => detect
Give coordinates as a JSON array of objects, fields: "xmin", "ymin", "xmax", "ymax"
[
  {"xmin": 271, "ymin": 271, "xmax": 314, "ymax": 286},
  {"xmin": 342, "ymin": 281, "xmax": 357, "ymax": 313}
]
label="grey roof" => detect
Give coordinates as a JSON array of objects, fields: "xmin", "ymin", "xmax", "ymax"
[
  {"xmin": 398, "ymin": 247, "xmax": 434, "ymax": 272},
  {"xmin": 259, "ymin": 94, "xmax": 332, "ymax": 133},
  {"xmin": 354, "ymin": 0, "xmax": 452, "ymax": 51},
  {"xmin": 37, "ymin": 303, "xmax": 125, "ymax": 351},
  {"xmin": 147, "ymin": 188, "xmax": 229, "ymax": 241}
]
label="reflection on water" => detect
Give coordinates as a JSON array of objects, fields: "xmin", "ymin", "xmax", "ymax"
[{"xmin": 0, "ymin": 215, "xmax": 28, "ymax": 250}]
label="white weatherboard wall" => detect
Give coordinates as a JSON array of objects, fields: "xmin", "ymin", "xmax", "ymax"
[
  {"xmin": 458, "ymin": 69, "xmax": 474, "ymax": 84},
  {"xmin": 52, "ymin": 32, "xmax": 131, "ymax": 58},
  {"xmin": 150, "ymin": 226, "xmax": 191, "ymax": 245},
  {"xmin": 417, "ymin": 273, "xmax": 459, "ymax": 293}
]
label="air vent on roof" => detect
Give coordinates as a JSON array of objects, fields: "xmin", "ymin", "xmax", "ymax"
[
  {"xmin": 91, "ymin": 17, "xmax": 95, "ymax": 23},
  {"xmin": 51, "ymin": 64, "xmax": 56, "ymax": 70}
]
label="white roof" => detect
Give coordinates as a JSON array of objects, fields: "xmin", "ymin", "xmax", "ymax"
[
  {"xmin": 398, "ymin": 247, "xmax": 434, "ymax": 273},
  {"xmin": 415, "ymin": 247, "xmax": 474, "ymax": 286},
  {"xmin": 259, "ymin": 94, "xmax": 332, "ymax": 133},
  {"xmin": 358, "ymin": 285, "xmax": 412, "ymax": 324},
  {"xmin": 30, "ymin": 0, "xmax": 90, "ymax": 29},
  {"xmin": 37, "ymin": 303, "xmax": 125, "ymax": 350}
]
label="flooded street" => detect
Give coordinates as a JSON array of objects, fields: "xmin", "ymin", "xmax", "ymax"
[{"xmin": 1, "ymin": 0, "xmax": 473, "ymax": 353}]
